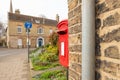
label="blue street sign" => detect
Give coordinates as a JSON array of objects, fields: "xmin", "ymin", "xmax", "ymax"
[{"xmin": 24, "ymin": 21, "xmax": 32, "ymax": 29}]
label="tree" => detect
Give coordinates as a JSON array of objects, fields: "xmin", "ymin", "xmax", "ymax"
[
  {"xmin": 0, "ymin": 22, "xmax": 4, "ymax": 37},
  {"xmin": 49, "ymin": 32, "xmax": 58, "ymax": 46},
  {"xmin": 0, "ymin": 22, "xmax": 6, "ymax": 47}
]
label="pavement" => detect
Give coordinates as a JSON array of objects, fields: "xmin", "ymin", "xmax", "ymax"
[{"xmin": 0, "ymin": 48, "xmax": 31, "ymax": 80}]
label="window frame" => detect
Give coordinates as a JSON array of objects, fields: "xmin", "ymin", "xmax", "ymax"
[
  {"xmin": 17, "ymin": 26, "xmax": 22, "ymax": 33},
  {"xmin": 37, "ymin": 27, "xmax": 44, "ymax": 34},
  {"xmin": 49, "ymin": 29, "xmax": 53, "ymax": 34}
]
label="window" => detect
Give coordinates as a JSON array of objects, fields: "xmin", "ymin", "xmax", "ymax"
[
  {"xmin": 26, "ymin": 39, "xmax": 31, "ymax": 45},
  {"xmin": 17, "ymin": 26, "xmax": 22, "ymax": 33},
  {"xmin": 38, "ymin": 28, "xmax": 44, "ymax": 34},
  {"xmin": 35, "ymin": 19, "xmax": 40, "ymax": 23},
  {"xmin": 18, "ymin": 39, "xmax": 22, "ymax": 45},
  {"xmin": 49, "ymin": 29, "xmax": 53, "ymax": 34}
]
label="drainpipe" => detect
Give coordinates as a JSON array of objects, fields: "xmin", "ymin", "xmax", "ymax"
[{"xmin": 82, "ymin": 0, "xmax": 95, "ymax": 80}]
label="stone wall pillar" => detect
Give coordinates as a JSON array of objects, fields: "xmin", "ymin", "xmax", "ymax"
[
  {"xmin": 68, "ymin": 0, "xmax": 82, "ymax": 80},
  {"xmin": 95, "ymin": 0, "xmax": 120, "ymax": 80}
]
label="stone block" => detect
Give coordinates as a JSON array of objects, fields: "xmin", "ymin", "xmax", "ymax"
[
  {"xmin": 95, "ymin": 0, "xmax": 100, "ymax": 4},
  {"xmin": 101, "ymin": 28, "xmax": 120, "ymax": 42},
  {"xmin": 117, "ymin": 64, "xmax": 120, "ymax": 77},
  {"xmin": 96, "ymin": 0, "xmax": 120, "ymax": 15},
  {"xmin": 96, "ymin": 59, "xmax": 102, "ymax": 69},
  {"xmin": 69, "ymin": 53, "xmax": 81, "ymax": 63},
  {"xmin": 105, "ymin": 46, "xmax": 120, "ymax": 59},
  {"xmin": 68, "ymin": 0, "xmax": 78, "ymax": 11},
  {"xmin": 69, "ymin": 34, "xmax": 81, "ymax": 44},
  {"xmin": 69, "ymin": 24, "xmax": 81, "ymax": 34},
  {"xmin": 70, "ymin": 63, "xmax": 81, "ymax": 73},
  {"xmin": 74, "ymin": 5, "xmax": 81, "ymax": 16},
  {"xmin": 69, "ymin": 15, "xmax": 81, "ymax": 27},
  {"xmin": 106, "ymin": 0, "xmax": 120, "ymax": 9},
  {"xmin": 95, "ymin": 18, "xmax": 101, "ymax": 30},
  {"xmin": 95, "ymin": 71, "xmax": 101, "ymax": 80},
  {"xmin": 104, "ymin": 76, "xmax": 118, "ymax": 80},
  {"xmin": 95, "ymin": 44, "xmax": 101, "ymax": 56},
  {"xmin": 69, "ymin": 69, "xmax": 81, "ymax": 80},
  {"xmin": 69, "ymin": 45, "xmax": 81, "ymax": 52},
  {"xmin": 95, "ymin": 33, "xmax": 101, "ymax": 56},
  {"xmin": 103, "ymin": 13, "xmax": 120, "ymax": 27},
  {"xmin": 102, "ymin": 61, "xmax": 119, "ymax": 76},
  {"xmin": 68, "ymin": 11, "xmax": 74, "ymax": 19},
  {"xmin": 68, "ymin": 5, "xmax": 81, "ymax": 19},
  {"xmin": 96, "ymin": 2, "xmax": 109, "ymax": 15}
]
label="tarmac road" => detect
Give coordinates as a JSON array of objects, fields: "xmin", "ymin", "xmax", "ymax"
[{"xmin": 0, "ymin": 48, "xmax": 31, "ymax": 80}]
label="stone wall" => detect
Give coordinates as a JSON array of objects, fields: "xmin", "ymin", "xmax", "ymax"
[
  {"xmin": 68, "ymin": 0, "xmax": 82, "ymax": 80},
  {"xmin": 96, "ymin": 0, "xmax": 120, "ymax": 80},
  {"xmin": 68, "ymin": 0, "xmax": 120, "ymax": 80}
]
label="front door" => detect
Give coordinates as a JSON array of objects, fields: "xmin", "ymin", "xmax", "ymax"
[{"xmin": 38, "ymin": 38, "xmax": 43, "ymax": 47}]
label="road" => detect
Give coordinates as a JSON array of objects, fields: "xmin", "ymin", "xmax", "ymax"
[
  {"xmin": 0, "ymin": 48, "xmax": 27, "ymax": 57},
  {"xmin": 0, "ymin": 48, "xmax": 31, "ymax": 80}
]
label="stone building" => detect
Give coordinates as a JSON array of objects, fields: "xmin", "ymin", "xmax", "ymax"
[
  {"xmin": 68, "ymin": 0, "xmax": 120, "ymax": 80},
  {"xmin": 7, "ymin": 0, "xmax": 58, "ymax": 48},
  {"xmin": 0, "ymin": 23, "xmax": 6, "ymax": 46}
]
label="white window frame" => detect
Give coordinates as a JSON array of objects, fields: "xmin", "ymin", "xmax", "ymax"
[
  {"xmin": 49, "ymin": 29, "xmax": 53, "ymax": 34},
  {"xmin": 17, "ymin": 26, "xmax": 22, "ymax": 33},
  {"xmin": 35, "ymin": 19, "xmax": 40, "ymax": 23},
  {"xmin": 36, "ymin": 37, "xmax": 44, "ymax": 47},
  {"xmin": 18, "ymin": 39, "xmax": 22, "ymax": 46},
  {"xmin": 37, "ymin": 28, "xmax": 44, "ymax": 34}
]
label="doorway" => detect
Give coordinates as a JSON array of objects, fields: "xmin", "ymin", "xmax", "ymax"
[{"xmin": 37, "ymin": 37, "xmax": 44, "ymax": 47}]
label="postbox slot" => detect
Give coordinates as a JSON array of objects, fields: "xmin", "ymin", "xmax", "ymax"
[{"xmin": 57, "ymin": 28, "xmax": 67, "ymax": 35}]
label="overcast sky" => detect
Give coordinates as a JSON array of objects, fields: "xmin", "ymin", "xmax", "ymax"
[{"xmin": 0, "ymin": 0, "xmax": 68, "ymax": 23}]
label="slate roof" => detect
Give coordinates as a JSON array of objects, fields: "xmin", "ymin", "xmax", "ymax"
[{"xmin": 8, "ymin": 12, "xmax": 58, "ymax": 26}]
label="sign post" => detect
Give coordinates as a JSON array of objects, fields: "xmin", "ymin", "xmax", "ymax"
[{"xmin": 24, "ymin": 21, "xmax": 32, "ymax": 63}]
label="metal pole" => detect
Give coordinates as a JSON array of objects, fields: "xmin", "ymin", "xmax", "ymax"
[
  {"xmin": 27, "ymin": 29, "xmax": 29, "ymax": 63},
  {"xmin": 82, "ymin": 0, "xmax": 95, "ymax": 80},
  {"xmin": 66, "ymin": 67, "xmax": 69, "ymax": 80}
]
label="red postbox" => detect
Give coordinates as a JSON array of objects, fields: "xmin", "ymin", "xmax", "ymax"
[{"xmin": 57, "ymin": 20, "xmax": 69, "ymax": 67}]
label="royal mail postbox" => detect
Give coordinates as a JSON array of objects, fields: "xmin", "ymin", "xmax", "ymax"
[{"xmin": 57, "ymin": 20, "xmax": 69, "ymax": 67}]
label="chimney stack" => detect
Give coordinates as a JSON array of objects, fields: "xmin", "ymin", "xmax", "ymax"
[
  {"xmin": 56, "ymin": 14, "xmax": 59, "ymax": 22},
  {"xmin": 15, "ymin": 9, "xmax": 20, "ymax": 14}
]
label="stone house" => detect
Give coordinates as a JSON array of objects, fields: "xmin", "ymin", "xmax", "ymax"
[{"xmin": 7, "ymin": 0, "xmax": 58, "ymax": 48}]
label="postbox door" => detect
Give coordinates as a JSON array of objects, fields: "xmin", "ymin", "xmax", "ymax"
[{"xmin": 59, "ymin": 35, "xmax": 68, "ymax": 67}]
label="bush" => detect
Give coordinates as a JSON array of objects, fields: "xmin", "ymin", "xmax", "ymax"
[{"xmin": 31, "ymin": 45, "xmax": 59, "ymax": 70}]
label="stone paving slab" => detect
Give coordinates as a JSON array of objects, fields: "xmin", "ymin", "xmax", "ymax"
[{"xmin": 0, "ymin": 51, "xmax": 30, "ymax": 80}]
